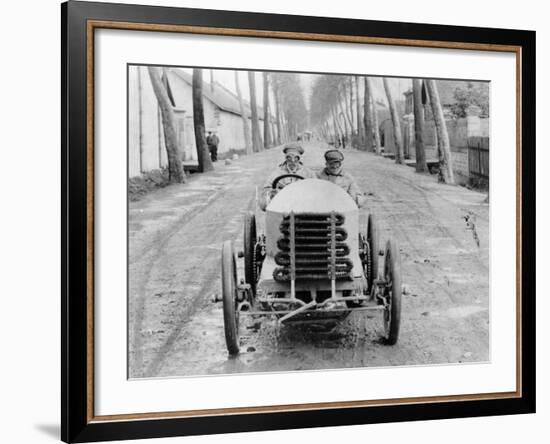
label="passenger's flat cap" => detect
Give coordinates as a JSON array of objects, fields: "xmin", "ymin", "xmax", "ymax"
[
  {"xmin": 324, "ymin": 149, "xmax": 344, "ymax": 161},
  {"xmin": 283, "ymin": 143, "xmax": 304, "ymax": 155}
]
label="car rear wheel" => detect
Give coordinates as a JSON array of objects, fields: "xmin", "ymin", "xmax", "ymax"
[
  {"xmin": 243, "ymin": 212, "xmax": 257, "ymax": 297},
  {"xmin": 383, "ymin": 239, "xmax": 402, "ymax": 345},
  {"xmin": 222, "ymin": 240, "xmax": 240, "ymax": 355}
]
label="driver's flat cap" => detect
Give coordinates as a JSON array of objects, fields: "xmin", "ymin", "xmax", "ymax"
[
  {"xmin": 283, "ymin": 143, "xmax": 304, "ymax": 156},
  {"xmin": 324, "ymin": 149, "xmax": 344, "ymax": 161}
]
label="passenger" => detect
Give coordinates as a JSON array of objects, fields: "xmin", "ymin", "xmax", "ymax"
[
  {"xmin": 260, "ymin": 143, "xmax": 316, "ymax": 211},
  {"xmin": 317, "ymin": 149, "xmax": 365, "ymax": 208}
]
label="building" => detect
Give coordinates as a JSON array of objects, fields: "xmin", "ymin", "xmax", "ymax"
[
  {"xmin": 128, "ymin": 66, "xmax": 268, "ymax": 178},
  {"xmin": 380, "ymin": 80, "xmax": 490, "ymax": 185}
]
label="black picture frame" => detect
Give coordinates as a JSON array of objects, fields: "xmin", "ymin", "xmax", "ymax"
[{"xmin": 61, "ymin": 1, "xmax": 536, "ymax": 442}]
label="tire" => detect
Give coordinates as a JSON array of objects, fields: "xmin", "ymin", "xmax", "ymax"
[
  {"xmin": 383, "ymin": 239, "xmax": 402, "ymax": 345},
  {"xmin": 222, "ymin": 240, "xmax": 240, "ymax": 355},
  {"xmin": 367, "ymin": 213, "xmax": 380, "ymax": 291},
  {"xmin": 243, "ymin": 212, "xmax": 257, "ymax": 296}
]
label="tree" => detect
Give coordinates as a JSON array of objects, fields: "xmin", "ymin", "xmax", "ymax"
[
  {"xmin": 248, "ymin": 71, "xmax": 263, "ymax": 152},
  {"xmin": 269, "ymin": 107, "xmax": 278, "ymax": 147},
  {"xmin": 348, "ymin": 77, "xmax": 356, "ymax": 134},
  {"xmin": 425, "ymin": 79, "xmax": 454, "ymax": 184},
  {"xmin": 412, "ymin": 79, "xmax": 428, "ymax": 173},
  {"xmin": 234, "ymin": 71, "xmax": 252, "ymax": 155},
  {"xmin": 271, "ymin": 72, "xmax": 308, "ymax": 141},
  {"xmin": 339, "ymin": 86, "xmax": 353, "ymax": 133},
  {"xmin": 147, "ymin": 67, "xmax": 185, "ymax": 183},
  {"xmin": 310, "ymin": 74, "xmax": 365, "ymax": 144},
  {"xmin": 370, "ymin": 92, "xmax": 382, "ymax": 155},
  {"xmin": 450, "ymin": 82, "xmax": 490, "ymax": 118},
  {"xmin": 271, "ymin": 80, "xmax": 283, "ymax": 145},
  {"xmin": 364, "ymin": 76, "xmax": 373, "ymax": 152},
  {"xmin": 355, "ymin": 76, "xmax": 364, "ymax": 145},
  {"xmin": 338, "ymin": 96, "xmax": 349, "ymax": 139},
  {"xmin": 383, "ymin": 78, "xmax": 404, "ymax": 164},
  {"xmin": 262, "ymin": 72, "xmax": 272, "ymax": 148},
  {"xmin": 192, "ymin": 68, "xmax": 214, "ymax": 173}
]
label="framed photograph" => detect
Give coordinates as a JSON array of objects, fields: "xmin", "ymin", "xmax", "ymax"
[{"xmin": 62, "ymin": 1, "xmax": 535, "ymax": 442}]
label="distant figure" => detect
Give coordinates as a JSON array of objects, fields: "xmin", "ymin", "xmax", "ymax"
[
  {"xmin": 317, "ymin": 149, "xmax": 365, "ymax": 207},
  {"xmin": 260, "ymin": 143, "xmax": 315, "ymax": 211},
  {"xmin": 206, "ymin": 130, "xmax": 219, "ymax": 162}
]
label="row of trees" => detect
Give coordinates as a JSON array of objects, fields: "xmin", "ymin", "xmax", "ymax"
[
  {"xmin": 148, "ymin": 67, "xmax": 457, "ymax": 186},
  {"xmin": 236, "ymin": 71, "xmax": 308, "ymax": 155},
  {"xmin": 148, "ymin": 67, "xmax": 309, "ymax": 185},
  {"xmin": 311, "ymin": 75, "xmax": 454, "ymax": 184}
]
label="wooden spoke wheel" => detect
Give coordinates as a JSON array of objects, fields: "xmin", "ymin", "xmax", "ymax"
[
  {"xmin": 221, "ymin": 240, "xmax": 240, "ymax": 355},
  {"xmin": 383, "ymin": 239, "xmax": 402, "ymax": 345}
]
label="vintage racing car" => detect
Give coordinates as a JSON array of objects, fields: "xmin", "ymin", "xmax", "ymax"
[{"xmin": 220, "ymin": 174, "xmax": 402, "ymax": 355}]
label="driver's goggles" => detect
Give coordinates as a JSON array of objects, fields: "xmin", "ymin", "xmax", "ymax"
[{"xmin": 285, "ymin": 155, "xmax": 300, "ymax": 162}]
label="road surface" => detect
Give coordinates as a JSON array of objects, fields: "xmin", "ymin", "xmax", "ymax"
[{"xmin": 128, "ymin": 143, "xmax": 489, "ymax": 378}]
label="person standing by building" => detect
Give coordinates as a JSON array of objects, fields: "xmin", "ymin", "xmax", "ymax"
[{"xmin": 206, "ymin": 130, "xmax": 219, "ymax": 162}]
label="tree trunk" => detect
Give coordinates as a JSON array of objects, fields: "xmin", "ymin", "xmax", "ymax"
[
  {"xmin": 270, "ymin": 113, "xmax": 278, "ymax": 147},
  {"xmin": 147, "ymin": 67, "xmax": 185, "ymax": 183},
  {"xmin": 368, "ymin": 78, "xmax": 382, "ymax": 155},
  {"xmin": 425, "ymin": 79, "xmax": 454, "ymax": 184},
  {"xmin": 371, "ymin": 96, "xmax": 382, "ymax": 154},
  {"xmin": 262, "ymin": 72, "xmax": 272, "ymax": 149},
  {"xmin": 192, "ymin": 68, "xmax": 214, "ymax": 173},
  {"xmin": 272, "ymin": 118, "xmax": 278, "ymax": 146},
  {"xmin": 355, "ymin": 76, "xmax": 363, "ymax": 145},
  {"xmin": 248, "ymin": 71, "xmax": 263, "ymax": 152},
  {"xmin": 332, "ymin": 107, "xmax": 341, "ymax": 140},
  {"xmin": 281, "ymin": 113, "xmax": 288, "ymax": 142},
  {"xmin": 383, "ymin": 78, "xmax": 404, "ymax": 164},
  {"xmin": 338, "ymin": 98, "xmax": 349, "ymax": 138},
  {"xmin": 364, "ymin": 76, "xmax": 373, "ymax": 152},
  {"xmin": 349, "ymin": 78, "xmax": 356, "ymax": 134},
  {"xmin": 234, "ymin": 71, "xmax": 252, "ymax": 155},
  {"xmin": 321, "ymin": 123, "xmax": 327, "ymax": 141},
  {"xmin": 412, "ymin": 79, "xmax": 428, "ymax": 173},
  {"xmin": 273, "ymin": 85, "xmax": 283, "ymax": 145},
  {"xmin": 337, "ymin": 86, "xmax": 351, "ymax": 132},
  {"xmin": 340, "ymin": 87, "xmax": 353, "ymax": 133}
]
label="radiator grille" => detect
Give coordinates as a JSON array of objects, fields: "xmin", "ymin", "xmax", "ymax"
[{"xmin": 273, "ymin": 212, "xmax": 352, "ymax": 281}]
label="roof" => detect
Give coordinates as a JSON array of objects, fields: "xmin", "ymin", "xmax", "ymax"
[{"xmin": 169, "ymin": 69, "xmax": 266, "ymax": 118}]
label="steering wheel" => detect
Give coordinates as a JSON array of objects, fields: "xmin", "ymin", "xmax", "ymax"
[{"xmin": 271, "ymin": 173, "xmax": 305, "ymax": 190}]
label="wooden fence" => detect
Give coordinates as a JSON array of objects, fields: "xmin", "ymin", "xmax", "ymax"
[{"xmin": 468, "ymin": 136, "xmax": 489, "ymax": 185}]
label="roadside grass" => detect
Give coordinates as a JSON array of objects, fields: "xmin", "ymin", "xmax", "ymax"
[{"xmin": 128, "ymin": 168, "xmax": 171, "ymax": 202}]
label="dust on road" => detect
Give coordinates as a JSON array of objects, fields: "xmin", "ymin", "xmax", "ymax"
[{"xmin": 128, "ymin": 143, "xmax": 489, "ymax": 378}]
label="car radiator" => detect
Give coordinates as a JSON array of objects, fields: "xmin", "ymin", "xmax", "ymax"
[{"xmin": 273, "ymin": 212, "xmax": 353, "ymax": 281}]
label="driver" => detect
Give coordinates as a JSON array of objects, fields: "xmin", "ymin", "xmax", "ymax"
[
  {"xmin": 259, "ymin": 143, "xmax": 315, "ymax": 211},
  {"xmin": 317, "ymin": 149, "xmax": 365, "ymax": 208}
]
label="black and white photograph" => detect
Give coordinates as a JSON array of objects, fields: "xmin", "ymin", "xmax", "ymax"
[{"xmin": 127, "ymin": 65, "xmax": 490, "ymax": 379}]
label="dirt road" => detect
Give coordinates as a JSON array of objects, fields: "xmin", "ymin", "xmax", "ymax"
[{"xmin": 128, "ymin": 143, "xmax": 489, "ymax": 378}]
